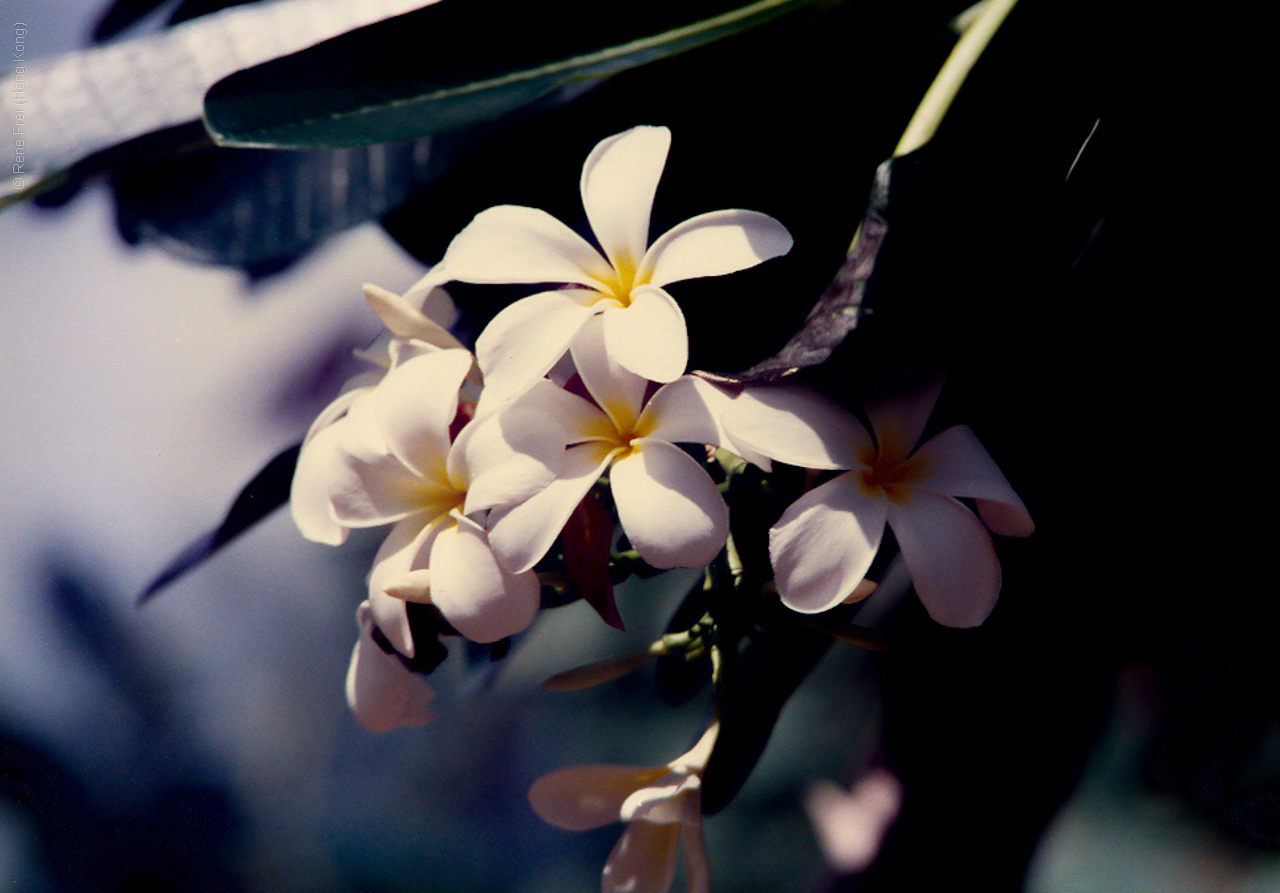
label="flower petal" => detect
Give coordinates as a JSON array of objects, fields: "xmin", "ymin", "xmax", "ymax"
[
  {"xmin": 637, "ymin": 376, "xmax": 726, "ymax": 448},
  {"xmin": 363, "ymin": 282, "xmax": 465, "ymax": 349},
  {"xmin": 603, "ymin": 820, "xmax": 681, "ymax": 893},
  {"xmin": 429, "ymin": 204, "xmax": 613, "ymax": 289},
  {"xmin": 529, "ymin": 764, "xmax": 668, "ymax": 831},
  {"xmin": 639, "ymin": 209, "xmax": 793, "ymax": 287},
  {"xmin": 474, "ymin": 289, "xmax": 600, "ymax": 402},
  {"xmin": 602, "ymin": 285, "xmax": 688, "ymax": 383},
  {"xmin": 427, "ymin": 515, "xmax": 540, "ymax": 643},
  {"xmin": 455, "ymin": 408, "xmax": 563, "ymax": 515},
  {"xmin": 621, "ymin": 772, "xmax": 700, "ymax": 825},
  {"xmin": 911, "ymin": 425, "xmax": 1034, "ymax": 537},
  {"xmin": 770, "ymin": 473, "xmax": 887, "ymax": 613},
  {"xmin": 291, "ymin": 419, "xmax": 353, "ymax": 545},
  {"xmin": 327, "ymin": 447, "xmax": 434, "ymax": 527},
  {"xmin": 580, "ymin": 126, "xmax": 671, "ymax": 274},
  {"xmin": 374, "ymin": 348, "xmax": 472, "ymax": 479},
  {"xmin": 368, "ymin": 517, "xmax": 443, "ymax": 655},
  {"xmin": 887, "ymin": 490, "xmax": 1001, "ymax": 628},
  {"xmin": 726, "ymin": 383, "xmax": 870, "ymax": 470},
  {"xmin": 865, "ymin": 377, "xmax": 944, "ymax": 461},
  {"xmin": 571, "ymin": 315, "xmax": 648, "ymax": 432},
  {"xmin": 612, "ymin": 441, "xmax": 728, "ymax": 569},
  {"xmin": 345, "ymin": 601, "xmax": 435, "ymax": 733},
  {"xmin": 486, "ymin": 442, "xmax": 617, "ymax": 574}
]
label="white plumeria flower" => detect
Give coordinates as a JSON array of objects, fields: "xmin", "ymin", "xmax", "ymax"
[
  {"xmin": 403, "ymin": 125, "xmax": 793, "ymax": 401},
  {"xmin": 486, "ymin": 316, "xmax": 738, "ymax": 575},
  {"xmin": 291, "ymin": 283, "xmax": 471, "ymax": 546},
  {"xmin": 344, "ymin": 597, "xmax": 435, "ymax": 733},
  {"xmin": 726, "ymin": 379, "xmax": 1034, "ymax": 627},
  {"xmin": 528, "ymin": 724, "xmax": 717, "ymax": 893},
  {"xmin": 298, "ymin": 347, "xmax": 555, "ymax": 644}
]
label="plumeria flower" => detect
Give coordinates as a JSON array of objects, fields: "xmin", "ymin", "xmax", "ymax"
[
  {"xmin": 344, "ymin": 596, "xmax": 435, "ymax": 733},
  {"xmin": 291, "ymin": 283, "xmax": 472, "ymax": 546},
  {"xmin": 403, "ymin": 125, "xmax": 793, "ymax": 401},
  {"xmin": 294, "ymin": 347, "xmax": 556, "ymax": 644},
  {"xmin": 725, "ymin": 379, "xmax": 1033, "ymax": 627},
  {"xmin": 528, "ymin": 724, "xmax": 717, "ymax": 893},
  {"xmin": 486, "ymin": 316, "xmax": 739, "ymax": 575}
]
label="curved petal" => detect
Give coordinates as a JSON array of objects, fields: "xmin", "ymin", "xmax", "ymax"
[
  {"xmin": 612, "ymin": 441, "xmax": 728, "ymax": 569},
  {"xmin": 432, "ymin": 205, "xmax": 613, "ymax": 289},
  {"xmin": 291, "ymin": 420, "xmax": 352, "ymax": 545},
  {"xmin": 529, "ymin": 764, "xmax": 668, "ymax": 831},
  {"xmin": 474, "ymin": 289, "xmax": 600, "ymax": 402},
  {"xmin": 487, "ymin": 441, "xmax": 617, "ymax": 574},
  {"xmin": 603, "ymin": 820, "xmax": 681, "ymax": 893},
  {"xmin": 637, "ymin": 377, "xmax": 725, "ymax": 448},
  {"xmin": 303, "ymin": 385, "xmax": 369, "ymax": 446},
  {"xmin": 580, "ymin": 126, "xmax": 671, "ymax": 274},
  {"xmin": 363, "ymin": 282, "xmax": 465, "ymax": 349},
  {"xmin": 427, "ymin": 515, "xmax": 539, "ymax": 643},
  {"xmin": 726, "ymin": 384, "xmax": 870, "ymax": 470},
  {"xmin": 770, "ymin": 473, "xmax": 887, "ymax": 613},
  {"xmin": 602, "ymin": 285, "xmax": 688, "ymax": 383},
  {"xmin": 621, "ymin": 773, "xmax": 700, "ymax": 825},
  {"xmin": 455, "ymin": 408, "xmax": 563, "ymax": 514},
  {"xmin": 865, "ymin": 377, "xmax": 944, "ymax": 461},
  {"xmin": 887, "ymin": 490, "xmax": 1001, "ymax": 628},
  {"xmin": 368, "ymin": 516, "xmax": 443, "ymax": 655},
  {"xmin": 639, "ymin": 209, "xmax": 792, "ymax": 287},
  {"xmin": 911, "ymin": 425, "xmax": 1034, "ymax": 537},
  {"xmin": 374, "ymin": 348, "xmax": 472, "ymax": 479},
  {"xmin": 345, "ymin": 601, "xmax": 435, "ymax": 733},
  {"xmin": 571, "ymin": 315, "xmax": 647, "ymax": 432},
  {"xmin": 328, "ymin": 448, "xmax": 438, "ymax": 527}
]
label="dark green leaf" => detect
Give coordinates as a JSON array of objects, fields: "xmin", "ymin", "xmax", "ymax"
[
  {"xmin": 203, "ymin": 0, "xmax": 825, "ymax": 150},
  {"xmin": 138, "ymin": 443, "xmax": 299, "ymax": 603}
]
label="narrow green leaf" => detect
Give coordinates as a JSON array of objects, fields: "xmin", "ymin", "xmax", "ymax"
[{"xmin": 203, "ymin": 0, "xmax": 825, "ymax": 150}]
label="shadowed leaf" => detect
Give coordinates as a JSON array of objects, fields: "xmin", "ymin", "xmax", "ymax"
[{"xmin": 138, "ymin": 443, "xmax": 300, "ymax": 603}]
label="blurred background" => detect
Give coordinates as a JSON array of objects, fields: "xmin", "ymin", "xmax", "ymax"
[{"xmin": 2, "ymin": 1, "xmax": 1274, "ymax": 891}]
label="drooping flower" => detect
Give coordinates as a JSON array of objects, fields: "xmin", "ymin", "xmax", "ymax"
[
  {"xmin": 344, "ymin": 596, "xmax": 435, "ymax": 733},
  {"xmin": 529, "ymin": 724, "xmax": 717, "ymax": 893},
  {"xmin": 295, "ymin": 346, "xmax": 556, "ymax": 643},
  {"xmin": 403, "ymin": 125, "xmax": 793, "ymax": 401},
  {"xmin": 290, "ymin": 283, "xmax": 472, "ymax": 546},
  {"xmin": 725, "ymin": 379, "xmax": 1033, "ymax": 627},
  {"xmin": 486, "ymin": 316, "xmax": 739, "ymax": 575}
]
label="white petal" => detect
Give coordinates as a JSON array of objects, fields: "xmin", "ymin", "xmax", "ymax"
[
  {"xmin": 770, "ymin": 473, "xmax": 887, "ymax": 613},
  {"xmin": 454, "ymin": 408, "xmax": 563, "ymax": 514},
  {"xmin": 529, "ymin": 764, "xmax": 667, "ymax": 831},
  {"xmin": 374, "ymin": 348, "xmax": 472, "ymax": 479},
  {"xmin": 345, "ymin": 601, "xmax": 434, "ymax": 733},
  {"xmin": 602, "ymin": 286, "xmax": 688, "ymax": 383},
  {"xmin": 621, "ymin": 773, "xmax": 701, "ymax": 825},
  {"xmin": 302, "ymin": 385, "xmax": 369, "ymax": 446},
  {"xmin": 431, "ymin": 205, "xmax": 613, "ymax": 289},
  {"xmin": 474, "ymin": 289, "xmax": 600, "ymax": 402},
  {"xmin": 865, "ymin": 377, "xmax": 944, "ymax": 461},
  {"xmin": 887, "ymin": 490, "xmax": 1001, "ymax": 628},
  {"xmin": 427, "ymin": 516, "xmax": 539, "ymax": 643},
  {"xmin": 638, "ymin": 376, "xmax": 728, "ymax": 449},
  {"xmin": 580, "ymin": 125, "xmax": 671, "ymax": 274},
  {"xmin": 726, "ymin": 384, "xmax": 870, "ymax": 470},
  {"xmin": 612, "ymin": 441, "xmax": 728, "ymax": 569},
  {"xmin": 911, "ymin": 425, "xmax": 1034, "ymax": 536},
  {"xmin": 368, "ymin": 517, "xmax": 442, "ymax": 656},
  {"xmin": 291, "ymin": 420, "xmax": 352, "ymax": 545},
  {"xmin": 328, "ymin": 448, "xmax": 434, "ymax": 527},
  {"xmin": 363, "ymin": 282, "xmax": 465, "ymax": 348},
  {"xmin": 571, "ymin": 315, "xmax": 648, "ymax": 432},
  {"xmin": 603, "ymin": 821, "xmax": 681, "ymax": 893},
  {"xmin": 639, "ymin": 209, "xmax": 793, "ymax": 287},
  {"xmin": 487, "ymin": 442, "xmax": 616, "ymax": 574}
]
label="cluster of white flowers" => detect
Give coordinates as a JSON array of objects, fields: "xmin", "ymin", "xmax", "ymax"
[{"xmin": 291, "ymin": 125, "xmax": 1033, "ymax": 890}]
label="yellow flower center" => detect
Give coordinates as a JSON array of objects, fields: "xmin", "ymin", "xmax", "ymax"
[
  {"xmin": 858, "ymin": 450, "xmax": 924, "ymax": 504},
  {"xmin": 601, "ymin": 256, "xmax": 641, "ymax": 306}
]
